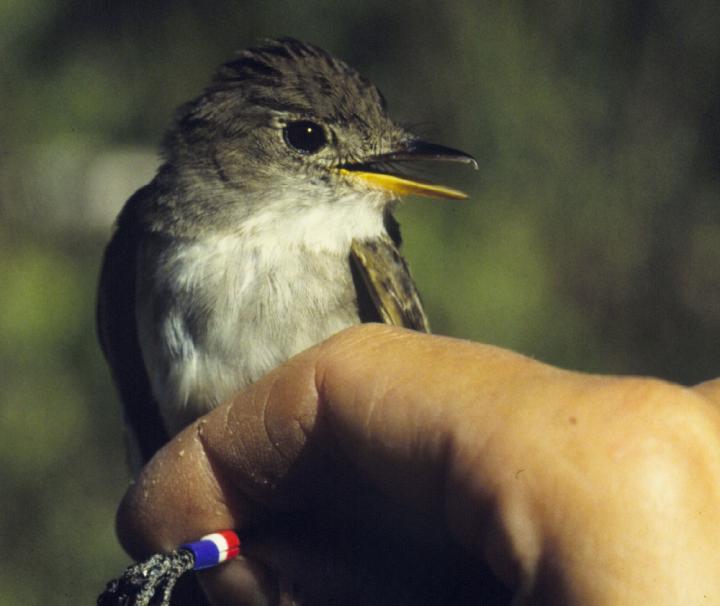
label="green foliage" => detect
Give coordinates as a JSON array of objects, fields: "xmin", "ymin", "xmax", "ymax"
[{"xmin": 1, "ymin": 1, "xmax": 719, "ymax": 602}]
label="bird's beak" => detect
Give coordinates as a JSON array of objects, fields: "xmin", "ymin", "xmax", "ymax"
[{"xmin": 338, "ymin": 140, "xmax": 478, "ymax": 200}]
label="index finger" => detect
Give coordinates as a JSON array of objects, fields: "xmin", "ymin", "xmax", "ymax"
[{"xmin": 115, "ymin": 324, "xmax": 551, "ymax": 557}]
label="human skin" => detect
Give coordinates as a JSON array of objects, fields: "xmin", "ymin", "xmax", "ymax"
[{"xmin": 117, "ymin": 324, "xmax": 720, "ymax": 605}]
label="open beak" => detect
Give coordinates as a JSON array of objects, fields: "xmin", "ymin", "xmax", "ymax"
[{"xmin": 338, "ymin": 140, "xmax": 478, "ymax": 200}]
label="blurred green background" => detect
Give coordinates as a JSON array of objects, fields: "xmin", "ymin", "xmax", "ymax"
[{"xmin": 1, "ymin": 1, "xmax": 719, "ymax": 602}]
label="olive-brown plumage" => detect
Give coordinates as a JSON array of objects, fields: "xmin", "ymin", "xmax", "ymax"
[{"xmin": 97, "ymin": 38, "xmax": 475, "ymax": 466}]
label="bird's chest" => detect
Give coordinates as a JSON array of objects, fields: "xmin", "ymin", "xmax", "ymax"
[{"xmin": 136, "ymin": 235, "xmax": 359, "ymax": 433}]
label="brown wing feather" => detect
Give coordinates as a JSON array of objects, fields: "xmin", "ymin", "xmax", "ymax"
[
  {"xmin": 98, "ymin": 187, "xmax": 212, "ymax": 605},
  {"xmin": 96, "ymin": 185, "xmax": 168, "ymax": 464},
  {"xmin": 350, "ymin": 235, "xmax": 430, "ymax": 333}
]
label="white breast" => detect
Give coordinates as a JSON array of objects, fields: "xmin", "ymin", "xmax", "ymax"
[{"xmin": 136, "ymin": 191, "xmax": 387, "ymax": 435}]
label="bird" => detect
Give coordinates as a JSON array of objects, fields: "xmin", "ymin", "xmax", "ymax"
[{"xmin": 97, "ymin": 37, "xmax": 477, "ymax": 468}]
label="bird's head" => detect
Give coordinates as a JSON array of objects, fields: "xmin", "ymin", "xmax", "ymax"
[{"xmin": 154, "ymin": 38, "xmax": 476, "ymax": 238}]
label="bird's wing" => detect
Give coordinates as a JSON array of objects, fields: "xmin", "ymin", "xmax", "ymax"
[
  {"xmin": 96, "ymin": 186, "xmax": 168, "ymax": 465},
  {"xmin": 350, "ymin": 234, "xmax": 430, "ymax": 333}
]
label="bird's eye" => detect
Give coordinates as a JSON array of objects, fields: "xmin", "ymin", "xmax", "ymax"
[{"xmin": 283, "ymin": 121, "xmax": 327, "ymax": 154}]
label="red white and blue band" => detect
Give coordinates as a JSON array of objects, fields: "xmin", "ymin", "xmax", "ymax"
[{"xmin": 180, "ymin": 530, "xmax": 241, "ymax": 571}]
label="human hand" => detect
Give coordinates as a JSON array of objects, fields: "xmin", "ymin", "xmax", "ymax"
[{"xmin": 117, "ymin": 324, "xmax": 720, "ymax": 605}]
